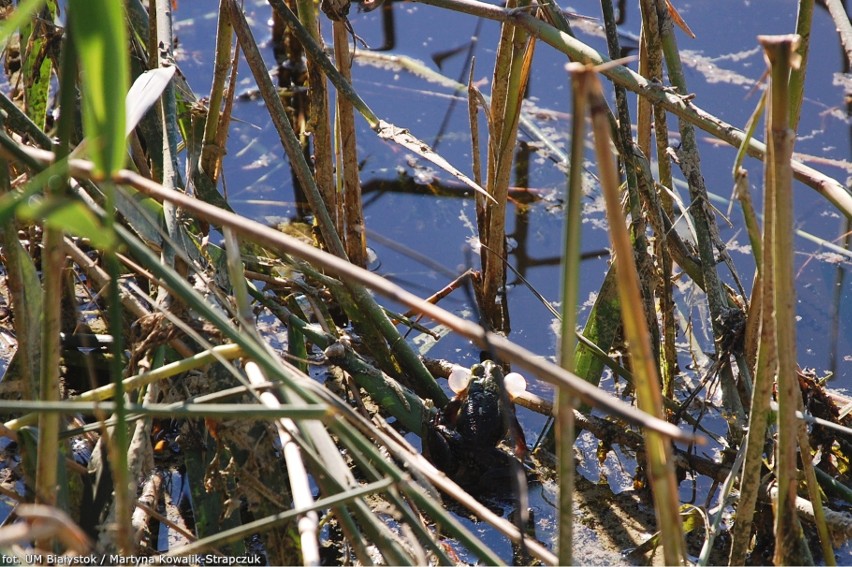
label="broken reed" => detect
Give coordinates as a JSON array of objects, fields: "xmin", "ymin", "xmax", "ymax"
[{"xmin": 575, "ymin": 62, "xmax": 687, "ymax": 566}]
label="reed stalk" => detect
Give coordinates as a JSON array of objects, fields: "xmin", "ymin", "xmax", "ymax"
[
  {"xmin": 651, "ymin": 0, "xmax": 753, "ymax": 445},
  {"xmin": 467, "ymin": 64, "xmax": 484, "ymax": 186},
  {"xmin": 789, "ymin": 0, "xmax": 814, "ymax": 131},
  {"xmin": 0, "ymin": 162, "xmax": 40, "ymax": 400},
  {"xmin": 824, "ymin": 0, "xmax": 852, "ymax": 64},
  {"xmin": 295, "ymin": 0, "xmax": 337, "ymax": 231},
  {"xmin": 33, "ymin": 21, "xmax": 70, "ymax": 520},
  {"xmin": 582, "ymin": 62, "xmax": 686, "ymax": 564},
  {"xmin": 729, "ymin": 109, "xmax": 777, "ymax": 567},
  {"xmin": 480, "ymin": 0, "xmax": 534, "ymax": 333},
  {"xmin": 199, "ymin": 0, "xmax": 235, "ymax": 182},
  {"xmin": 638, "ymin": 0, "xmax": 677, "ymax": 397},
  {"xmin": 760, "ymin": 34, "xmax": 809, "ymax": 565},
  {"xmin": 553, "ymin": 59, "xmax": 594, "ymax": 565},
  {"xmin": 602, "ymin": 0, "xmax": 661, "ymax": 368},
  {"xmin": 332, "ymin": 21, "xmax": 367, "ymax": 267}
]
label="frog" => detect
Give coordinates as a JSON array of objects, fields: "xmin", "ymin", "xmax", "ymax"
[{"xmin": 423, "ymin": 360, "xmax": 527, "ymax": 490}]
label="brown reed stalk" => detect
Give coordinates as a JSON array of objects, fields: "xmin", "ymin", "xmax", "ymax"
[
  {"xmin": 479, "ymin": 1, "xmax": 534, "ymax": 333},
  {"xmin": 581, "ymin": 62, "xmax": 686, "ymax": 565},
  {"xmin": 638, "ymin": 0, "xmax": 677, "ymax": 397},
  {"xmin": 760, "ymin": 34, "xmax": 810, "ymax": 565},
  {"xmin": 332, "ymin": 21, "xmax": 367, "ymax": 267},
  {"xmin": 199, "ymin": 0, "xmax": 234, "ymax": 182},
  {"xmin": 295, "ymin": 0, "xmax": 338, "ymax": 232}
]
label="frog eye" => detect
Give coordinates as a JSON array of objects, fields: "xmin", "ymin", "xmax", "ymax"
[
  {"xmin": 448, "ymin": 365, "xmax": 472, "ymax": 393},
  {"xmin": 504, "ymin": 372, "xmax": 527, "ymax": 399}
]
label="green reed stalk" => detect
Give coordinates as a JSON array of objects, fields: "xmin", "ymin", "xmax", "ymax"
[
  {"xmin": 789, "ymin": 0, "xmax": 814, "ymax": 130},
  {"xmin": 553, "ymin": 62, "xmax": 595, "ymax": 566},
  {"xmin": 583, "ymin": 62, "xmax": 686, "ymax": 566}
]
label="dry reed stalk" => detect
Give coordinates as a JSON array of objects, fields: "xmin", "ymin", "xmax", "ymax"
[
  {"xmin": 638, "ymin": 0, "xmax": 677, "ymax": 396},
  {"xmin": 581, "ymin": 61, "xmax": 687, "ymax": 565},
  {"xmin": 199, "ymin": 0, "xmax": 235, "ymax": 182},
  {"xmin": 332, "ymin": 21, "xmax": 367, "ymax": 267},
  {"xmin": 760, "ymin": 34, "xmax": 810, "ymax": 565},
  {"xmin": 480, "ymin": 1, "xmax": 535, "ymax": 333},
  {"xmin": 296, "ymin": 0, "xmax": 338, "ymax": 232}
]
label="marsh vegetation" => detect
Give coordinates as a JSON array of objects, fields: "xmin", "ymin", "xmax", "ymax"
[{"xmin": 0, "ymin": 0, "xmax": 849, "ymax": 565}]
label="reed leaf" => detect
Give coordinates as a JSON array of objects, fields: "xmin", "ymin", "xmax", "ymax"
[{"xmin": 67, "ymin": 0, "xmax": 127, "ymax": 177}]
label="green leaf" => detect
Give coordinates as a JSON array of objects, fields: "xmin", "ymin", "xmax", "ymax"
[
  {"xmin": 18, "ymin": 197, "xmax": 116, "ymax": 251},
  {"xmin": 68, "ymin": 0, "xmax": 128, "ymax": 176}
]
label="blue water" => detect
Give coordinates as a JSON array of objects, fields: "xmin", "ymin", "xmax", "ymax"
[{"xmin": 176, "ymin": 1, "xmax": 851, "ymax": 389}]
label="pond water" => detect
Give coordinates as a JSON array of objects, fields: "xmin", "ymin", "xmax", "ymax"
[
  {"xmin": 172, "ymin": 0, "xmax": 851, "ymax": 562},
  {"xmin": 176, "ymin": 0, "xmax": 850, "ymax": 385}
]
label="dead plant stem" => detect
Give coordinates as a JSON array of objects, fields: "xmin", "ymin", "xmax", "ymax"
[
  {"xmin": 585, "ymin": 65, "xmax": 686, "ymax": 565},
  {"xmin": 761, "ymin": 34, "xmax": 808, "ymax": 565},
  {"xmin": 199, "ymin": 0, "xmax": 234, "ymax": 181},
  {"xmin": 295, "ymin": 0, "xmax": 337, "ymax": 230},
  {"xmin": 333, "ymin": 21, "xmax": 366, "ymax": 267}
]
